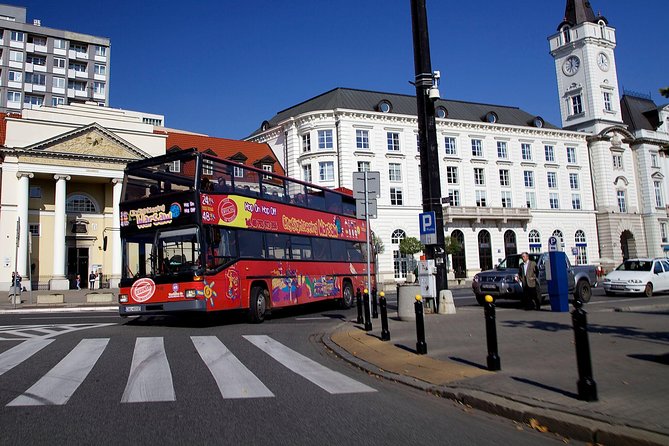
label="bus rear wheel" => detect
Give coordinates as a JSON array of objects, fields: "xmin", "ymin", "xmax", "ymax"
[
  {"xmin": 340, "ymin": 282, "xmax": 354, "ymax": 309},
  {"xmin": 249, "ymin": 286, "xmax": 267, "ymax": 323}
]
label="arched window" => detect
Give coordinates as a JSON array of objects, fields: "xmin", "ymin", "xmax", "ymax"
[
  {"xmin": 562, "ymin": 26, "xmax": 571, "ymax": 44},
  {"xmin": 528, "ymin": 229, "xmax": 541, "ymax": 253},
  {"xmin": 598, "ymin": 20, "xmax": 606, "ymax": 38},
  {"xmin": 552, "ymin": 229, "xmax": 564, "ymax": 248},
  {"xmin": 66, "ymin": 194, "xmax": 98, "ymax": 213},
  {"xmin": 575, "ymin": 230, "xmax": 588, "ymax": 265},
  {"xmin": 391, "ymin": 229, "xmax": 406, "ymax": 244}
]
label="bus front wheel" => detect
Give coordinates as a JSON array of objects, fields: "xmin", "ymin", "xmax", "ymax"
[
  {"xmin": 249, "ymin": 286, "xmax": 267, "ymax": 323},
  {"xmin": 340, "ymin": 282, "xmax": 354, "ymax": 309}
]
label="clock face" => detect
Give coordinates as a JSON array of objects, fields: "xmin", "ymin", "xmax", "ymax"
[
  {"xmin": 597, "ymin": 53, "xmax": 609, "ymax": 71},
  {"xmin": 562, "ymin": 56, "xmax": 580, "ymax": 76}
]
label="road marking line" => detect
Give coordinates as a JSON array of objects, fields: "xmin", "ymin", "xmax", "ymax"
[
  {"xmin": 7, "ymin": 338, "xmax": 109, "ymax": 406},
  {"xmin": 244, "ymin": 335, "xmax": 376, "ymax": 394},
  {"xmin": 294, "ymin": 317, "xmax": 332, "ymax": 320},
  {"xmin": 191, "ymin": 336, "xmax": 274, "ymax": 399},
  {"xmin": 121, "ymin": 337, "xmax": 175, "ymax": 403},
  {"xmin": 0, "ymin": 339, "xmax": 54, "ymax": 376}
]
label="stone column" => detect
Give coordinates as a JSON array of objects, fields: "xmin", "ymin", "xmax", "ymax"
[
  {"xmin": 109, "ymin": 178, "xmax": 123, "ymax": 288},
  {"xmin": 16, "ymin": 172, "xmax": 33, "ymax": 289},
  {"xmin": 50, "ymin": 175, "xmax": 71, "ymax": 290}
]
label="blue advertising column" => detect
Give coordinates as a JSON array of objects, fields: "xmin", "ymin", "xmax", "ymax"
[{"xmin": 546, "ymin": 236, "xmax": 569, "ymax": 312}]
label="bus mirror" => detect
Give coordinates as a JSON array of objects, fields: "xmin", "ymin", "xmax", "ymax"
[{"xmin": 103, "ymin": 235, "xmax": 108, "ymax": 251}]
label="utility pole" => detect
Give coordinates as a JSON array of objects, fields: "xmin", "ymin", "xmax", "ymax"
[{"xmin": 410, "ymin": 0, "xmax": 448, "ymax": 293}]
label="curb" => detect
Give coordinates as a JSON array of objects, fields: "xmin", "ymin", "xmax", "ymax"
[
  {"xmin": 0, "ymin": 306, "xmax": 119, "ymax": 315},
  {"xmin": 614, "ymin": 303, "xmax": 669, "ymax": 313},
  {"xmin": 322, "ymin": 324, "xmax": 669, "ymax": 446}
]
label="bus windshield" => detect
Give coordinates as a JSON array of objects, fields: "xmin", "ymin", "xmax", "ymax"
[{"xmin": 156, "ymin": 227, "xmax": 201, "ymax": 276}]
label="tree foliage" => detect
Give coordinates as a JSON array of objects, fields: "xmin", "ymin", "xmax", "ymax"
[
  {"xmin": 399, "ymin": 237, "xmax": 423, "ymax": 256},
  {"xmin": 371, "ymin": 232, "xmax": 385, "ymax": 255},
  {"xmin": 443, "ymin": 236, "xmax": 462, "ymax": 255}
]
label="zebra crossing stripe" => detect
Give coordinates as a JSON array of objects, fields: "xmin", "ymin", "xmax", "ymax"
[
  {"xmin": 7, "ymin": 338, "xmax": 109, "ymax": 406},
  {"xmin": 243, "ymin": 335, "xmax": 376, "ymax": 394},
  {"xmin": 0, "ymin": 339, "xmax": 54, "ymax": 376},
  {"xmin": 121, "ymin": 337, "xmax": 175, "ymax": 403},
  {"xmin": 191, "ymin": 336, "xmax": 274, "ymax": 399}
]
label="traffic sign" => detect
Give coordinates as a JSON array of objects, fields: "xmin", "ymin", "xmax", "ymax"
[
  {"xmin": 548, "ymin": 236, "xmax": 558, "ymax": 252},
  {"xmin": 356, "ymin": 198, "xmax": 377, "ymax": 219},
  {"xmin": 352, "ymin": 171, "xmax": 380, "ymax": 199},
  {"xmin": 419, "ymin": 211, "xmax": 437, "ymax": 245}
]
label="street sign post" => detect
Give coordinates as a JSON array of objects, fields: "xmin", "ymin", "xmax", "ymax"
[
  {"xmin": 356, "ymin": 198, "xmax": 377, "ymax": 219},
  {"xmin": 419, "ymin": 211, "xmax": 437, "ymax": 245},
  {"xmin": 352, "ymin": 172, "xmax": 380, "ymax": 199}
]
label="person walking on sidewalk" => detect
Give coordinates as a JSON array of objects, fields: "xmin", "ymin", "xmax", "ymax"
[
  {"xmin": 76, "ymin": 274, "xmax": 81, "ymax": 290},
  {"xmin": 518, "ymin": 252, "xmax": 541, "ymax": 310},
  {"xmin": 89, "ymin": 271, "xmax": 96, "ymax": 290}
]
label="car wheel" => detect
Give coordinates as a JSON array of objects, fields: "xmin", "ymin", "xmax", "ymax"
[
  {"xmin": 475, "ymin": 294, "xmax": 486, "ymax": 306},
  {"xmin": 340, "ymin": 281, "xmax": 354, "ymax": 309},
  {"xmin": 575, "ymin": 280, "xmax": 592, "ymax": 303},
  {"xmin": 249, "ymin": 286, "xmax": 267, "ymax": 323},
  {"xmin": 644, "ymin": 283, "xmax": 653, "ymax": 298}
]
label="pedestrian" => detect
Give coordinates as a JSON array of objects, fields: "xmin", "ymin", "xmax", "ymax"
[
  {"xmin": 11, "ymin": 272, "xmax": 21, "ymax": 293},
  {"xmin": 76, "ymin": 274, "xmax": 81, "ymax": 290},
  {"xmin": 89, "ymin": 271, "xmax": 96, "ymax": 290},
  {"xmin": 518, "ymin": 252, "xmax": 541, "ymax": 310}
]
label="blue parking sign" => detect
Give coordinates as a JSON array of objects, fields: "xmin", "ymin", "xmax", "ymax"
[{"xmin": 419, "ymin": 211, "xmax": 437, "ymax": 245}]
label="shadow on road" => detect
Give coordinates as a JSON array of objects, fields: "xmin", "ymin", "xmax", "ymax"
[
  {"xmin": 628, "ymin": 353, "xmax": 669, "ymax": 365},
  {"xmin": 511, "ymin": 376, "xmax": 579, "ymax": 399},
  {"xmin": 449, "ymin": 356, "xmax": 488, "ymax": 371}
]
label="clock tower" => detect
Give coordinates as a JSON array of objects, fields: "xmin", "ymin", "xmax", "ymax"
[{"xmin": 549, "ymin": 0, "xmax": 622, "ymax": 133}]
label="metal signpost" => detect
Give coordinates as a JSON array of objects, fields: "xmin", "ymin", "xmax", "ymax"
[{"xmin": 353, "ymin": 171, "xmax": 379, "ymax": 322}]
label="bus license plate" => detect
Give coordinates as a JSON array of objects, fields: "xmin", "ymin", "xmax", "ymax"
[{"xmin": 125, "ymin": 306, "xmax": 141, "ymax": 312}]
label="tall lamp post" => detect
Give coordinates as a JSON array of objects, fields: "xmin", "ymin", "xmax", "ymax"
[{"xmin": 410, "ymin": 0, "xmax": 448, "ymax": 293}]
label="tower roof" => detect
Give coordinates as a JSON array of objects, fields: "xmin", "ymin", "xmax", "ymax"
[{"xmin": 558, "ymin": 0, "xmax": 607, "ymax": 30}]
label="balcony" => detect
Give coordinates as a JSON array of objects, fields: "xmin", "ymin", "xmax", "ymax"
[{"xmin": 443, "ymin": 206, "xmax": 532, "ymax": 226}]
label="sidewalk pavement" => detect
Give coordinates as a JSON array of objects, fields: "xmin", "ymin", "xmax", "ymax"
[
  {"xmin": 325, "ymin": 297, "xmax": 669, "ymax": 446},
  {"xmin": 1, "ymin": 288, "xmax": 118, "ymax": 313}
]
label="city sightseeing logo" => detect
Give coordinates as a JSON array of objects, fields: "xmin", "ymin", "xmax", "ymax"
[
  {"xmin": 218, "ymin": 198, "xmax": 238, "ymax": 223},
  {"xmin": 130, "ymin": 278, "xmax": 156, "ymax": 303}
]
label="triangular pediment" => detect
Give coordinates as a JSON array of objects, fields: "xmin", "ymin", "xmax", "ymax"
[{"xmin": 24, "ymin": 122, "xmax": 152, "ymax": 160}]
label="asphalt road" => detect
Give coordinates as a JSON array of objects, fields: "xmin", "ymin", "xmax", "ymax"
[{"xmin": 0, "ymin": 303, "xmax": 577, "ymax": 446}]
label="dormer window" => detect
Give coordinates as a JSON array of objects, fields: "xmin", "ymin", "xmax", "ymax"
[
  {"xmin": 261, "ymin": 121, "xmax": 270, "ymax": 131},
  {"xmin": 377, "ymin": 100, "xmax": 392, "ymax": 113},
  {"xmin": 561, "ymin": 26, "xmax": 571, "ymax": 44},
  {"xmin": 533, "ymin": 116, "xmax": 544, "ymax": 128},
  {"xmin": 485, "ymin": 111, "xmax": 498, "ymax": 124},
  {"xmin": 435, "ymin": 106, "xmax": 448, "ymax": 119}
]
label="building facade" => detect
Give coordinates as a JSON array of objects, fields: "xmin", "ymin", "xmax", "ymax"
[
  {"xmin": 248, "ymin": 88, "xmax": 600, "ymax": 286},
  {"xmin": 549, "ymin": 0, "xmax": 669, "ymax": 267},
  {"xmin": 0, "ymin": 4, "xmax": 110, "ymax": 113}
]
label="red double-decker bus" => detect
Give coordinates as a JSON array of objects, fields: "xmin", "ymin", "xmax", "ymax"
[{"xmin": 118, "ymin": 149, "xmax": 374, "ymax": 322}]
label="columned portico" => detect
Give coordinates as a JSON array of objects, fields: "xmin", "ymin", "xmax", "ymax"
[
  {"xmin": 16, "ymin": 172, "xmax": 33, "ymax": 288},
  {"xmin": 110, "ymin": 178, "xmax": 123, "ymax": 288},
  {"xmin": 49, "ymin": 174, "xmax": 71, "ymax": 290}
]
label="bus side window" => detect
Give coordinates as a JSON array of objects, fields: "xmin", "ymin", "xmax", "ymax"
[
  {"xmin": 238, "ymin": 230, "xmax": 265, "ymax": 258},
  {"xmin": 291, "ymin": 236, "xmax": 312, "ymax": 260},
  {"xmin": 312, "ymin": 238, "xmax": 330, "ymax": 261},
  {"xmin": 330, "ymin": 240, "xmax": 346, "ymax": 262}
]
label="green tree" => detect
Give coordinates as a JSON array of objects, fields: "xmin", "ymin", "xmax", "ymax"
[
  {"xmin": 371, "ymin": 232, "xmax": 385, "ymax": 255},
  {"xmin": 399, "ymin": 237, "xmax": 423, "ymax": 256},
  {"xmin": 443, "ymin": 236, "xmax": 462, "ymax": 274}
]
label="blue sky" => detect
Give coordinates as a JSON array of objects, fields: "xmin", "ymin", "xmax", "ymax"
[{"xmin": 18, "ymin": 0, "xmax": 668, "ymax": 139}]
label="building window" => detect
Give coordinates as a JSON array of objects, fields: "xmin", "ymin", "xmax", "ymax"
[
  {"xmin": 29, "ymin": 186, "xmax": 42, "ymax": 198},
  {"xmin": 319, "ymin": 161, "xmax": 334, "ymax": 181},
  {"xmin": 301, "ymin": 133, "xmax": 311, "ymax": 152},
  {"xmin": 7, "ymin": 91, "xmax": 21, "ymax": 103},
  {"xmin": 497, "ymin": 141, "xmax": 507, "ymax": 159},
  {"xmin": 202, "ymin": 159, "xmax": 213, "ymax": 176},
  {"xmin": 603, "ymin": 91, "xmax": 613, "ymax": 112},
  {"xmin": 68, "ymin": 80, "xmax": 87, "ymax": 91},
  {"xmin": 95, "ymin": 46, "xmax": 107, "ymax": 57},
  {"xmin": 446, "ymin": 166, "xmax": 458, "ymax": 184},
  {"xmin": 569, "ymin": 173, "xmax": 579, "ymax": 190},
  {"xmin": 168, "ymin": 160, "xmax": 181, "ymax": 173},
  {"xmin": 357, "ymin": 161, "xmax": 370, "ymax": 172},
  {"xmin": 391, "ymin": 229, "xmax": 406, "ymax": 244},
  {"xmin": 444, "ymin": 137, "xmax": 457, "ymax": 155},
  {"xmin": 476, "ymin": 190, "xmax": 487, "ymax": 207},
  {"xmin": 651, "ymin": 154, "xmax": 659, "ymax": 168},
  {"xmin": 521, "ymin": 143, "xmax": 532, "ymax": 161},
  {"xmin": 53, "ymin": 38, "xmax": 66, "ymax": 49},
  {"xmin": 53, "ymin": 57, "xmax": 66, "ymax": 69},
  {"xmin": 549, "ymin": 193, "xmax": 560, "ymax": 209},
  {"xmin": 501, "ymin": 191, "xmax": 512, "ymax": 208},
  {"xmin": 655, "ymin": 181, "xmax": 664, "ymax": 207},
  {"xmin": 552, "ymin": 230, "xmax": 565, "ymax": 249},
  {"xmin": 661, "ymin": 223, "xmax": 668, "ymax": 244},
  {"xmin": 24, "ymin": 95, "xmax": 43, "ymax": 107},
  {"xmin": 93, "ymin": 82, "xmax": 105, "ymax": 95},
  {"xmin": 66, "ymin": 194, "xmax": 97, "ymax": 213},
  {"xmin": 448, "ymin": 189, "xmax": 460, "ymax": 206},
  {"xmin": 499, "ymin": 169, "xmax": 510, "ymax": 187},
  {"xmin": 51, "ymin": 97, "xmax": 65, "ymax": 106},
  {"xmin": 544, "ymin": 145, "xmax": 555, "ymax": 162},
  {"xmin": 526, "ymin": 192, "xmax": 536, "ymax": 209},
  {"xmin": 562, "ymin": 26, "xmax": 571, "ymax": 44},
  {"xmin": 302, "ymin": 164, "xmax": 312, "ymax": 182},
  {"xmin": 388, "ymin": 163, "xmax": 402, "ymax": 182},
  {"xmin": 393, "ymin": 250, "xmax": 410, "ymax": 279},
  {"xmin": 94, "ymin": 64, "xmax": 106, "ymax": 76},
  {"xmin": 318, "ymin": 130, "xmax": 333, "ymax": 150},
  {"xmin": 52, "ymin": 76, "xmax": 65, "ymax": 89},
  {"xmin": 71, "ymin": 43, "xmax": 87, "ymax": 53},
  {"xmin": 8, "ymin": 70, "xmax": 22, "ymax": 82},
  {"xmin": 26, "ymin": 54, "xmax": 46, "ymax": 65},
  {"xmin": 572, "ymin": 194, "xmax": 582, "ymax": 210},
  {"xmin": 612, "ymin": 154, "xmax": 623, "ymax": 169},
  {"xmin": 387, "ymin": 132, "xmax": 400, "ymax": 151},
  {"xmin": 233, "ymin": 165, "xmax": 244, "ymax": 178},
  {"xmin": 9, "ymin": 50, "xmax": 23, "ymax": 62},
  {"xmin": 26, "ymin": 73, "xmax": 46, "ymax": 85},
  {"xmin": 474, "ymin": 168, "xmax": 485, "ymax": 186},
  {"xmin": 10, "ymin": 31, "xmax": 24, "ymax": 42},
  {"xmin": 575, "ymin": 230, "xmax": 588, "ymax": 265},
  {"xmin": 471, "ymin": 139, "xmax": 483, "ymax": 157},
  {"xmin": 528, "ymin": 229, "xmax": 541, "ymax": 253},
  {"xmin": 617, "ymin": 190, "xmax": 627, "ymax": 212},
  {"xmin": 523, "ymin": 171, "xmax": 534, "ymax": 188},
  {"xmin": 390, "ymin": 188, "xmax": 403, "ymax": 206},
  {"xmin": 356, "ymin": 129, "xmax": 369, "ymax": 149},
  {"xmin": 547, "ymin": 172, "xmax": 557, "ymax": 189},
  {"xmin": 262, "ymin": 164, "xmax": 272, "ymax": 179},
  {"xmin": 566, "ymin": 147, "xmax": 577, "ymax": 164},
  {"xmin": 29, "ymin": 223, "xmax": 40, "ymax": 237},
  {"xmin": 571, "ymin": 94, "xmax": 583, "ymax": 115}
]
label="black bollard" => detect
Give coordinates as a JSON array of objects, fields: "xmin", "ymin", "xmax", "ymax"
[
  {"xmin": 379, "ymin": 291, "xmax": 390, "ymax": 341},
  {"xmin": 371, "ymin": 287, "xmax": 378, "ymax": 319},
  {"xmin": 415, "ymin": 295, "xmax": 427, "ymax": 354},
  {"xmin": 356, "ymin": 288, "xmax": 363, "ymax": 324},
  {"xmin": 572, "ymin": 299, "xmax": 598, "ymax": 401},
  {"xmin": 483, "ymin": 295, "xmax": 501, "ymax": 371},
  {"xmin": 363, "ymin": 289, "xmax": 373, "ymax": 331}
]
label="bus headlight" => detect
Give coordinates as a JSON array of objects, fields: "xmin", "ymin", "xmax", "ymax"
[
  {"xmin": 119, "ymin": 294, "xmax": 128, "ymax": 303},
  {"xmin": 185, "ymin": 289, "xmax": 197, "ymax": 298}
]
